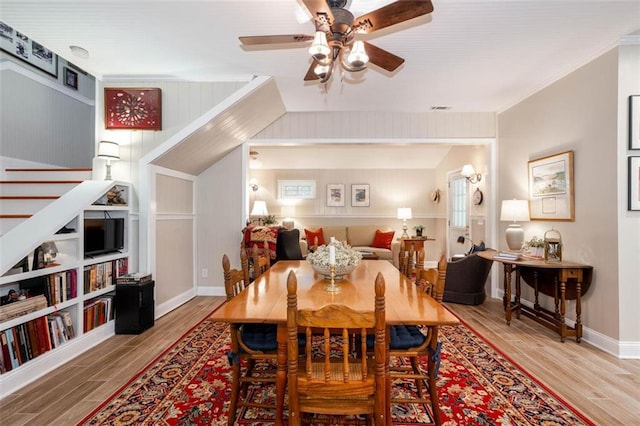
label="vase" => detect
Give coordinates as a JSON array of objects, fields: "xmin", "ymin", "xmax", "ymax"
[{"xmin": 309, "ymin": 262, "xmax": 359, "ymax": 280}]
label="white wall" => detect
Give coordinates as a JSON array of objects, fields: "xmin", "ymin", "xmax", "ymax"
[{"xmin": 498, "ymin": 45, "xmax": 639, "ymax": 356}]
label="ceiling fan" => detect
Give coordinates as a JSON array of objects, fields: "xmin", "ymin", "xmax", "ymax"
[{"xmin": 239, "ymin": 0, "xmax": 434, "ymax": 83}]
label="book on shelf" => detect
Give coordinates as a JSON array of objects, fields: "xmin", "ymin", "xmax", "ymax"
[
  {"xmin": 0, "ymin": 295, "xmax": 48, "ymax": 322},
  {"xmin": 116, "ymin": 272, "xmax": 152, "ymax": 284}
]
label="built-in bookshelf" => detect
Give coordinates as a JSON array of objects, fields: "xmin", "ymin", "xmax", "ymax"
[{"xmin": 0, "ymin": 183, "xmax": 130, "ymax": 397}]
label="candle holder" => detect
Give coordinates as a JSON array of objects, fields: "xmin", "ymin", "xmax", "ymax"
[{"xmin": 324, "ymin": 264, "xmax": 341, "ymax": 292}]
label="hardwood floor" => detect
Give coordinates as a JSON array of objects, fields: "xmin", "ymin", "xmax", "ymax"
[{"xmin": 1, "ymin": 296, "xmax": 638, "ymax": 425}]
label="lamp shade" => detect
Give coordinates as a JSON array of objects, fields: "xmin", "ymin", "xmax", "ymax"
[
  {"xmin": 461, "ymin": 164, "xmax": 476, "ymax": 177},
  {"xmin": 251, "ymin": 200, "xmax": 269, "ymax": 216},
  {"xmin": 397, "ymin": 207, "xmax": 413, "ymax": 220},
  {"xmin": 281, "ymin": 206, "xmax": 295, "ymax": 219},
  {"xmin": 500, "ymin": 199, "xmax": 530, "ymax": 223},
  {"xmin": 97, "ymin": 141, "xmax": 120, "ymax": 159}
]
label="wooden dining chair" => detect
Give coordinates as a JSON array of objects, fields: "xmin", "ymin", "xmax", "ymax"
[
  {"xmin": 286, "ymin": 270, "xmax": 387, "ymax": 426},
  {"xmin": 251, "ymin": 241, "xmax": 271, "ymax": 280},
  {"xmin": 388, "ymin": 254, "xmax": 448, "ymax": 425},
  {"xmin": 222, "ymin": 252, "xmax": 278, "ymax": 426}
]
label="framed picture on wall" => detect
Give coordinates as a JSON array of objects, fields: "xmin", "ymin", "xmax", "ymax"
[
  {"xmin": 327, "ymin": 184, "xmax": 345, "ymax": 207},
  {"xmin": 63, "ymin": 67, "xmax": 78, "ymax": 89},
  {"xmin": 105, "ymin": 87, "xmax": 162, "ymax": 130},
  {"xmin": 351, "ymin": 184, "xmax": 370, "ymax": 207},
  {"xmin": 528, "ymin": 150, "xmax": 574, "ymax": 221},
  {"xmin": 0, "ymin": 20, "xmax": 58, "ymax": 78},
  {"xmin": 629, "ymin": 156, "xmax": 640, "ymax": 211},
  {"xmin": 630, "ymin": 95, "xmax": 640, "ymax": 150}
]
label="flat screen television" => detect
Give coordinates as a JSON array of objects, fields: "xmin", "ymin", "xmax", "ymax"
[{"xmin": 84, "ymin": 218, "xmax": 124, "ymax": 258}]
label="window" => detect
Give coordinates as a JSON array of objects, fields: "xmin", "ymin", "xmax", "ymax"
[
  {"xmin": 277, "ymin": 180, "xmax": 316, "ymax": 200},
  {"xmin": 450, "ymin": 176, "xmax": 468, "ymax": 228}
]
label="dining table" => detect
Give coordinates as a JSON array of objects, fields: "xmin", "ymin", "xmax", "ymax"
[{"xmin": 210, "ymin": 259, "xmax": 459, "ymax": 426}]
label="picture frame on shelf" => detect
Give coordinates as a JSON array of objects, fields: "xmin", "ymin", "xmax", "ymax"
[
  {"xmin": 0, "ymin": 20, "xmax": 58, "ymax": 78},
  {"xmin": 351, "ymin": 184, "xmax": 370, "ymax": 207},
  {"xmin": 63, "ymin": 67, "xmax": 78, "ymax": 89},
  {"xmin": 105, "ymin": 87, "xmax": 162, "ymax": 130},
  {"xmin": 630, "ymin": 95, "xmax": 640, "ymax": 150},
  {"xmin": 327, "ymin": 184, "xmax": 345, "ymax": 207},
  {"xmin": 629, "ymin": 156, "xmax": 640, "ymax": 211},
  {"xmin": 528, "ymin": 150, "xmax": 574, "ymax": 221}
]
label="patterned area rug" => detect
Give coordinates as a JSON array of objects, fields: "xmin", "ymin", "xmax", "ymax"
[{"xmin": 78, "ymin": 309, "xmax": 595, "ymax": 426}]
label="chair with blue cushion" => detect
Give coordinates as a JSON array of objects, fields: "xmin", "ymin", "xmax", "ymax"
[
  {"xmin": 388, "ymin": 254, "xmax": 448, "ymax": 425},
  {"xmin": 222, "ymin": 252, "xmax": 278, "ymax": 425}
]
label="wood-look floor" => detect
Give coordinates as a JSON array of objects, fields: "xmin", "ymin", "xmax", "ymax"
[{"xmin": 0, "ymin": 297, "xmax": 638, "ymax": 425}]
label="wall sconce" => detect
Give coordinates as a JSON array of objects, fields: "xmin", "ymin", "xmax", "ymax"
[
  {"xmin": 97, "ymin": 140, "xmax": 120, "ymax": 180},
  {"xmin": 461, "ymin": 164, "xmax": 482, "ymax": 184},
  {"xmin": 500, "ymin": 199, "xmax": 530, "ymax": 251},
  {"xmin": 249, "ymin": 178, "xmax": 259, "ymax": 192},
  {"xmin": 397, "ymin": 207, "xmax": 412, "ymax": 238}
]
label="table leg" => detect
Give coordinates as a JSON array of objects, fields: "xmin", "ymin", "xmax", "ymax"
[
  {"xmin": 276, "ymin": 324, "xmax": 287, "ymax": 426},
  {"xmin": 504, "ymin": 264, "xmax": 513, "ymax": 325},
  {"xmin": 576, "ymin": 281, "xmax": 583, "ymax": 343},
  {"xmin": 515, "ymin": 267, "xmax": 521, "ymax": 320},
  {"xmin": 559, "ymin": 278, "xmax": 567, "ymax": 343}
]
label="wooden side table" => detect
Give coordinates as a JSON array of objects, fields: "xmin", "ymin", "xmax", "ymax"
[{"xmin": 400, "ymin": 237, "xmax": 435, "ymax": 270}]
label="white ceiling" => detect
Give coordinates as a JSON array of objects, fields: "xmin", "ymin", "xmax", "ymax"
[{"xmin": 1, "ymin": 0, "xmax": 639, "ymax": 114}]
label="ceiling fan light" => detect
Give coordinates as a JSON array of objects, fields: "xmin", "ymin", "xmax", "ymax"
[
  {"xmin": 309, "ymin": 31, "xmax": 330, "ymax": 61},
  {"xmin": 314, "ymin": 63, "xmax": 331, "ymax": 78},
  {"xmin": 346, "ymin": 40, "xmax": 369, "ymax": 69}
]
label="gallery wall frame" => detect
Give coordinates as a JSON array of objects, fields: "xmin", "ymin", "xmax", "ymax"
[
  {"xmin": 0, "ymin": 20, "xmax": 58, "ymax": 78},
  {"xmin": 105, "ymin": 87, "xmax": 162, "ymax": 130},
  {"xmin": 630, "ymin": 95, "xmax": 640, "ymax": 150},
  {"xmin": 351, "ymin": 184, "xmax": 370, "ymax": 207},
  {"xmin": 326, "ymin": 184, "xmax": 345, "ymax": 207},
  {"xmin": 527, "ymin": 150, "xmax": 574, "ymax": 221},
  {"xmin": 63, "ymin": 67, "xmax": 78, "ymax": 90},
  {"xmin": 629, "ymin": 156, "xmax": 640, "ymax": 211}
]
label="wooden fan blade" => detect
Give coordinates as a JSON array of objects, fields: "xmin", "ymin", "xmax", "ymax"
[
  {"xmin": 364, "ymin": 41, "xmax": 404, "ymax": 72},
  {"xmin": 304, "ymin": 61, "xmax": 320, "ymax": 81},
  {"xmin": 239, "ymin": 34, "xmax": 314, "ymax": 45},
  {"xmin": 301, "ymin": 0, "xmax": 334, "ymax": 28},
  {"xmin": 353, "ymin": 0, "xmax": 434, "ymax": 34}
]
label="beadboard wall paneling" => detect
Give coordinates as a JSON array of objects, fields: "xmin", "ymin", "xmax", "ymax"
[
  {"xmin": 196, "ymin": 146, "xmax": 245, "ymax": 290},
  {"xmin": 154, "ymin": 172, "xmax": 195, "ymax": 306},
  {"xmin": 252, "ymin": 111, "xmax": 496, "ymax": 140},
  {"xmin": 156, "ymin": 174, "xmax": 194, "ymax": 215},
  {"xmin": 1, "ymin": 66, "xmax": 95, "ymax": 167}
]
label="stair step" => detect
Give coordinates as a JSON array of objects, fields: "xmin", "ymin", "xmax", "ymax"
[
  {"xmin": 0, "ymin": 217, "xmax": 29, "ymax": 235},
  {"xmin": 4, "ymin": 168, "xmax": 93, "ymax": 181},
  {"xmin": 0, "ymin": 198, "xmax": 57, "ymax": 215},
  {"xmin": 0, "ymin": 182, "xmax": 83, "ymax": 197},
  {"xmin": 0, "ymin": 196, "xmax": 59, "ymax": 200}
]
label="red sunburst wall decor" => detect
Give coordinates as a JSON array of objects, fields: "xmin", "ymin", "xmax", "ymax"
[{"xmin": 105, "ymin": 87, "xmax": 162, "ymax": 130}]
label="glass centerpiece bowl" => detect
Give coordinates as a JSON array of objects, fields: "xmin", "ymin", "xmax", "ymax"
[{"xmin": 306, "ymin": 240, "xmax": 362, "ymax": 280}]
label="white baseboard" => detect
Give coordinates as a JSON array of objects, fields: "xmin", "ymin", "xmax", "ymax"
[
  {"xmin": 197, "ymin": 285, "xmax": 226, "ymax": 297},
  {"xmin": 490, "ymin": 292, "xmax": 638, "ymax": 359},
  {"xmin": 155, "ymin": 288, "xmax": 196, "ymax": 319}
]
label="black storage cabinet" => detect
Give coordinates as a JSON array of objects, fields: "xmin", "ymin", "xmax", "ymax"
[{"xmin": 115, "ymin": 280, "xmax": 155, "ymax": 334}]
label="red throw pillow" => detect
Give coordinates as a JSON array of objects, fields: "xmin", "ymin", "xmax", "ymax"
[
  {"xmin": 371, "ymin": 229, "xmax": 395, "ymax": 250},
  {"xmin": 304, "ymin": 228, "xmax": 325, "ymax": 247}
]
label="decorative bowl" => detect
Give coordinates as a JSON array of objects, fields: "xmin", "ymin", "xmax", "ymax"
[{"xmin": 310, "ymin": 262, "xmax": 358, "ymax": 280}]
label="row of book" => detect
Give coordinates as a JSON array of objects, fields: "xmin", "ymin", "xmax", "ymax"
[
  {"xmin": 83, "ymin": 294, "xmax": 115, "ymax": 333},
  {"xmin": 84, "ymin": 258, "xmax": 128, "ymax": 294},
  {"xmin": 47, "ymin": 269, "xmax": 78, "ymax": 305},
  {"xmin": 0, "ymin": 311, "xmax": 75, "ymax": 374}
]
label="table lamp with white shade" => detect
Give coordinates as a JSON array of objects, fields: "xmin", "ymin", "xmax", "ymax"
[
  {"xmin": 500, "ymin": 199, "xmax": 530, "ymax": 251},
  {"xmin": 97, "ymin": 140, "xmax": 120, "ymax": 180},
  {"xmin": 397, "ymin": 207, "xmax": 412, "ymax": 238},
  {"xmin": 251, "ymin": 200, "xmax": 269, "ymax": 225},
  {"xmin": 281, "ymin": 205, "xmax": 296, "ymax": 230}
]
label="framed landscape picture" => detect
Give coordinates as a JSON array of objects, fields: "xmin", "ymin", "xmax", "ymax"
[
  {"xmin": 105, "ymin": 87, "xmax": 162, "ymax": 130},
  {"xmin": 351, "ymin": 184, "xmax": 370, "ymax": 207},
  {"xmin": 0, "ymin": 20, "xmax": 58, "ymax": 77},
  {"xmin": 528, "ymin": 150, "xmax": 574, "ymax": 221},
  {"xmin": 629, "ymin": 156, "xmax": 640, "ymax": 211},
  {"xmin": 327, "ymin": 184, "xmax": 345, "ymax": 207}
]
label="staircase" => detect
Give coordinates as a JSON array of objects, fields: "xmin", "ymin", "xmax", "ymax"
[{"xmin": 0, "ymin": 167, "xmax": 93, "ymax": 235}]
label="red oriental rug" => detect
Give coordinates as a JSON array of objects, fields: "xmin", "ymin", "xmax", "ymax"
[{"xmin": 78, "ymin": 309, "xmax": 595, "ymax": 426}]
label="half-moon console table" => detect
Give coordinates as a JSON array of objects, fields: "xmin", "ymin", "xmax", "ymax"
[{"xmin": 478, "ymin": 251, "xmax": 593, "ymax": 342}]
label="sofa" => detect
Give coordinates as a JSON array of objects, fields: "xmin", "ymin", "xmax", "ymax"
[{"xmin": 300, "ymin": 225, "xmax": 401, "ymax": 265}]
